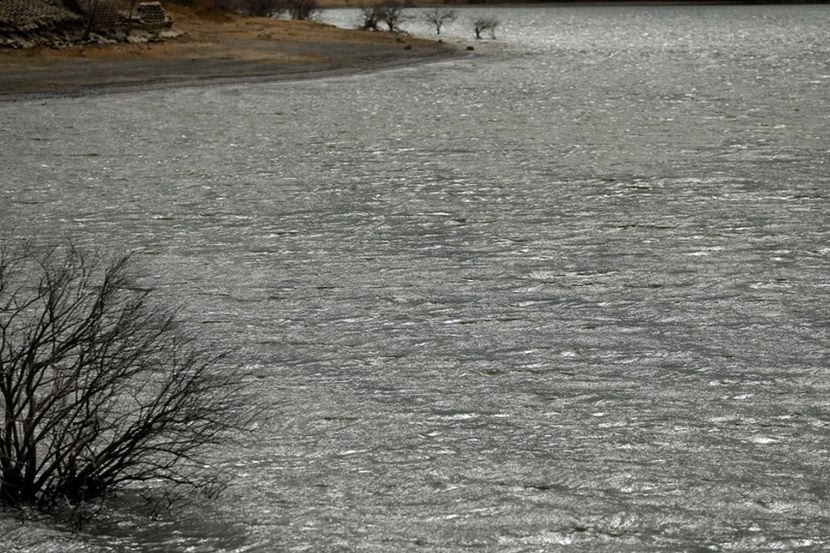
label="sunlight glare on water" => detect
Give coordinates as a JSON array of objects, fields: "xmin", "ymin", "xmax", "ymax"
[{"xmin": 1, "ymin": 4, "xmax": 829, "ymax": 552}]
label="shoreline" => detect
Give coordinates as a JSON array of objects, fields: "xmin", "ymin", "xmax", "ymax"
[
  {"xmin": 0, "ymin": 43, "xmax": 465, "ymax": 102},
  {"xmin": 0, "ymin": 6, "xmax": 466, "ymax": 102},
  {"xmin": 3, "ymin": 0, "xmax": 820, "ymax": 101}
]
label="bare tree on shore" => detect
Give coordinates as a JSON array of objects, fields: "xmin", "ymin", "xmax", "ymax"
[
  {"xmin": 359, "ymin": 2, "xmax": 410, "ymax": 33},
  {"xmin": 423, "ymin": 7, "xmax": 456, "ymax": 35},
  {"xmin": 473, "ymin": 15, "xmax": 499, "ymax": 40},
  {"xmin": 284, "ymin": 0, "xmax": 319, "ymax": 20}
]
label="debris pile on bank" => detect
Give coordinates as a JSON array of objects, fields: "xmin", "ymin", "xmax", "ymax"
[{"xmin": 0, "ymin": 0, "xmax": 176, "ymax": 48}]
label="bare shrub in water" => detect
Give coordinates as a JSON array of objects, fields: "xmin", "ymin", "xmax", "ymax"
[{"xmin": 0, "ymin": 242, "xmax": 245, "ymax": 516}]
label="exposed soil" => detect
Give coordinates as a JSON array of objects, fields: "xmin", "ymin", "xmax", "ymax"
[{"xmin": 0, "ymin": 3, "xmax": 462, "ymax": 100}]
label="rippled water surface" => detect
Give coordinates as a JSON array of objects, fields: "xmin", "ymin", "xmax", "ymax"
[{"xmin": 1, "ymin": 4, "xmax": 829, "ymax": 552}]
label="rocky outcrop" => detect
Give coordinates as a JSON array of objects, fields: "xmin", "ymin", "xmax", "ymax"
[
  {"xmin": 73, "ymin": 0, "xmax": 121, "ymax": 31},
  {"xmin": 0, "ymin": 0, "xmax": 175, "ymax": 48},
  {"xmin": 0, "ymin": 0, "xmax": 81, "ymax": 34}
]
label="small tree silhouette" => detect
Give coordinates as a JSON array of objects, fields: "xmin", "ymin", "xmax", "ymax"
[
  {"xmin": 0, "ymin": 242, "xmax": 245, "ymax": 514},
  {"xmin": 423, "ymin": 7, "xmax": 456, "ymax": 35},
  {"xmin": 284, "ymin": 0, "xmax": 320, "ymax": 21},
  {"xmin": 473, "ymin": 16, "xmax": 499, "ymax": 40},
  {"xmin": 358, "ymin": 4, "xmax": 382, "ymax": 30},
  {"xmin": 359, "ymin": 2, "xmax": 409, "ymax": 33}
]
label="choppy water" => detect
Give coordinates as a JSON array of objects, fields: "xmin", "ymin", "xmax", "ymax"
[{"xmin": 1, "ymin": 4, "xmax": 829, "ymax": 552}]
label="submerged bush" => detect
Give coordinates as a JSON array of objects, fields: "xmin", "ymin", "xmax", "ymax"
[{"xmin": 0, "ymin": 242, "xmax": 245, "ymax": 515}]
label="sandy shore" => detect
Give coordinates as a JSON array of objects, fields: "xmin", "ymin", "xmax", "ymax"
[{"xmin": 0, "ymin": 4, "xmax": 463, "ymax": 101}]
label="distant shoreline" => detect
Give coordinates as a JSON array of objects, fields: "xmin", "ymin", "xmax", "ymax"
[
  {"xmin": 0, "ymin": 42, "xmax": 463, "ymax": 102},
  {"xmin": 1, "ymin": 0, "xmax": 825, "ymax": 101},
  {"xmin": 0, "ymin": 5, "xmax": 465, "ymax": 102}
]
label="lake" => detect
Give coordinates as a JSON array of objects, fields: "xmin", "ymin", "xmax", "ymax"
[{"xmin": 1, "ymin": 4, "xmax": 829, "ymax": 552}]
